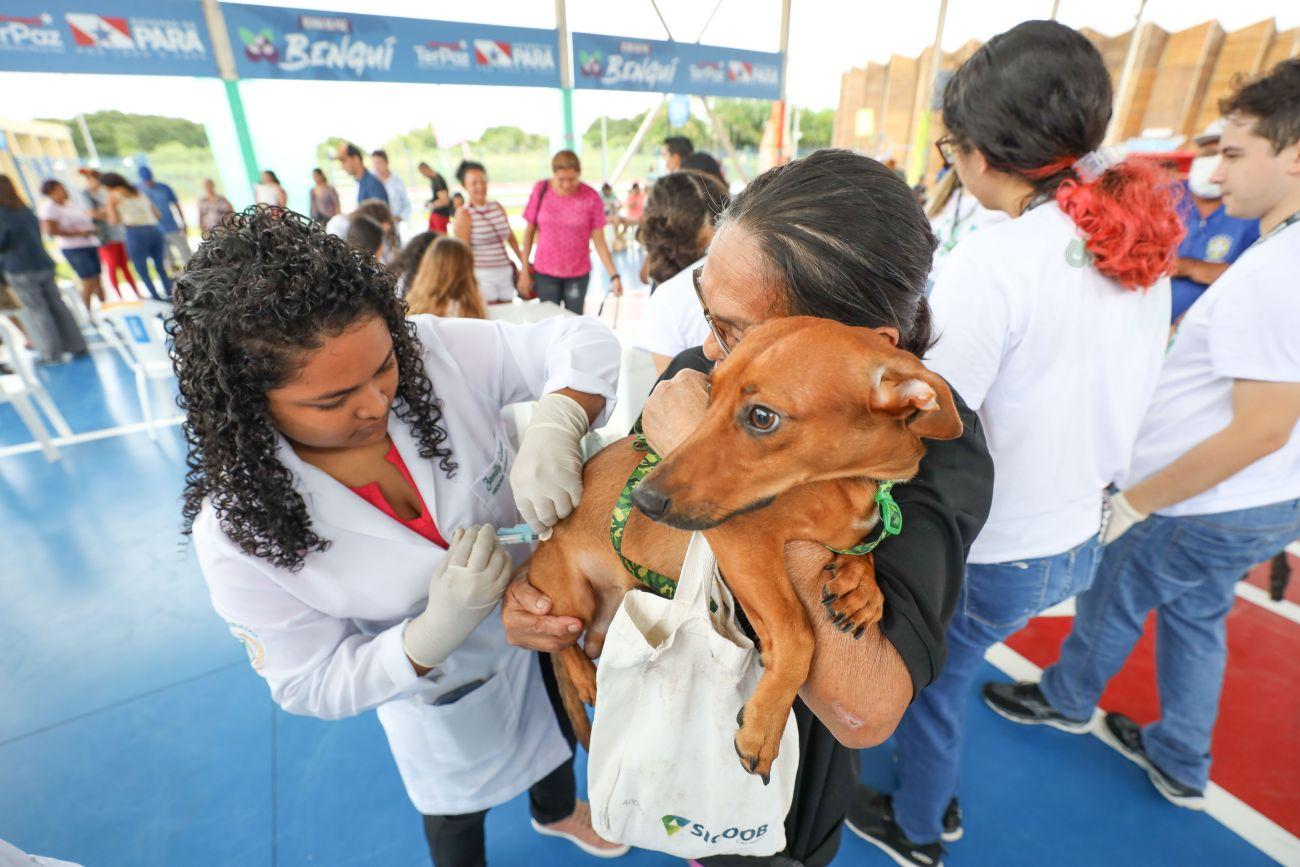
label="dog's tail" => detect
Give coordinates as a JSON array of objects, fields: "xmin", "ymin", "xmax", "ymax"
[{"xmin": 551, "ymin": 650, "xmax": 593, "ymax": 749}]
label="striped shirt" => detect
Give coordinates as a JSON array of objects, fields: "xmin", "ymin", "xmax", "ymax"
[{"xmin": 466, "ymin": 201, "xmax": 512, "ymax": 268}]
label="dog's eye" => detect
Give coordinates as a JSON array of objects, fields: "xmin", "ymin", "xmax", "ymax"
[{"xmin": 746, "ymin": 406, "xmax": 780, "ymax": 433}]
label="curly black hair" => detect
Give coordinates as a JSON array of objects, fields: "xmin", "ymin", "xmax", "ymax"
[
  {"xmin": 637, "ymin": 169, "xmax": 729, "ymax": 284},
  {"xmin": 170, "ymin": 206, "xmax": 456, "ymax": 571}
]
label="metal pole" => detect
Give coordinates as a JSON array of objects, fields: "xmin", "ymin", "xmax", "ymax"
[
  {"xmin": 75, "ymin": 113, "xmax": 99, "ymax": 164},
  {"xmin": 555, "ymin": 0, "xmax": 575, "ymax": 151},
  {"xmin": 601, "ymin": 116, "xmax": 609, "ymax": 179},
  {"xmin": 773, "ymin": 0, "xmax": 792, "ymax": 164},
  {"xmin": 697, "ymin": 96, "xmax": 749, "ymax": 183},
  {"xmin": 907, "ymin": 0, "xmax": 948, "ymax": 184},
  {"xmin": 201, "ymin": 0, "xmax": 259, "ymax": 189},
  {"xmin": 1050, "ymin": 0, "xmax": 1062, "ymax": 20},
  {"xmin": 1106, "ymin": 0, "xmax": 1149, "ymax": 145},
  {"xmin": 610, "ymin": 94, "xmax": 667, "ymax": 186}
]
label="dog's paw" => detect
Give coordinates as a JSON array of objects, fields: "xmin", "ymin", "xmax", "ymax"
[
  {"xmin": 821, "ymin": 554, "xmax": 884, "ymax": 638},
  {"xmin": 733, "ymin": 703, "xmax": 783, "ymax": 784}
]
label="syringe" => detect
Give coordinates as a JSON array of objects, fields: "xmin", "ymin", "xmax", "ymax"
[{"xmin": 496, "ymin": 523, "xmax": 541, "ymax": 545}]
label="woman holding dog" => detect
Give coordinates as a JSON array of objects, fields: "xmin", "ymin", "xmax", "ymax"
[
  {"xmin": 174, "ymin": 207, "xmax": 627, "ymax": 865},
  {"xmin": 844, "ymin": 22, "xmax": 1183, "ymax": 864},
  {"xmin": 505, "ymin": 147, "xmax": 997, "ymax": 866}
]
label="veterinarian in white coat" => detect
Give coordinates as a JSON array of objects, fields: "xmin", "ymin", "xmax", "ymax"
[{"xmin": 175, "ymin": 208, "xmax": 624, "ymax": 865}]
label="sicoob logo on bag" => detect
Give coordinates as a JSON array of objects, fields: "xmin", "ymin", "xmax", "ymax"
[{"xmin": 661, "ymin": 815, "xmax": 770, "ymax": 845}]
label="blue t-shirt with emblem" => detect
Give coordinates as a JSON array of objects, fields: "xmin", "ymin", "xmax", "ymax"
[{"xmin": 1172, "ymin": 182, "xmax": 1259, "ymax": 321}]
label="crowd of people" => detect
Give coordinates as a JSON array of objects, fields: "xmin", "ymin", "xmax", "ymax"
[{"xmin": 0, "ymin": 20, "xmax": 1296, "ymax": 867}]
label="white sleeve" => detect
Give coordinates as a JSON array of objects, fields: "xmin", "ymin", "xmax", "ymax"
[
  {"xmin": 923, "ymin": 241, "xmax": 1013, "ymax": 411},
  {"xmin": 195, "ymin": 514, "xmax": 431, "ymax": 721},
  {"xmin": 421, "ymin": 314, "xmax": 622, "ymax": 425}
]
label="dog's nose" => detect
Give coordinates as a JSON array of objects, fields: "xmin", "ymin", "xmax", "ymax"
[{"xmin": 632, "ymin": 484, "xmax": 671, "ymax": 520}]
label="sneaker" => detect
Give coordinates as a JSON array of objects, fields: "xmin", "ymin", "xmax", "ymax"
[
  {"xmin": 940, "ymin": 797, "xmax": 962, "ymax": 843},
  {"xmin": 982, "ymin": 681, "xmax": 1094, "ymax": 734},
  {"xmin": 845, "ymin": 787, "xmax": 944, "ymax": 867},
  {"xmin": 531, "ymin": 801, "xmax": 630, "ymax": 858},
  {"xmin": 1096, "ymin": 713, "xmax": 1206, "ymax": 810}
]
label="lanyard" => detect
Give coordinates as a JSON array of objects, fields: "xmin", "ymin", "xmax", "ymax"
[{"xmin": 1256, "ymin": 209, "xmax": 1300, "ymax": 246}]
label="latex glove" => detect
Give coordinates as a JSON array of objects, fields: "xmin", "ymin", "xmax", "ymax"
[
  {"xmin": 1102, "ymin": 491, "xmax": 1148, "ymax": 544},
  {"xmin": 402, "ymin": 525, "xmax": 513, "ymax": 668},
  {"xmin": 510, "ymin": 392, "xmax": 590, "ymax": 540}
]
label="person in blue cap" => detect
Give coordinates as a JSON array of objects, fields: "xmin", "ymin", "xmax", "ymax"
[
  {"xmin": 1169, "ymin": 119, "xmax": 1260, "ymax": 323},
  {"xmin": 138, "ymin": 165, "xmax": 191, "ymax": 275}
]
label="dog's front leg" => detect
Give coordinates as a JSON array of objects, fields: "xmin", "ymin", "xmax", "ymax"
[
  {"xmin": 707, "ymin": 528, "xmax": 813, "ymax": 784},
  {"xmin": 821, "ymin": 553, "xmax": 885, "ymax": 638}
]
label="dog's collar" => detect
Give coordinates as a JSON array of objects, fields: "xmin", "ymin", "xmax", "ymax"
[
  {"xmin": 611, "ymin": 436, "xmax": 679, "ymax": 599},
  {"xmin": 822, "ymin": 481, "xmax": 902, "ymax": 557},
  {"xmin": 611, "ymin": 436, "xmax": 903, "ymax": 599}
]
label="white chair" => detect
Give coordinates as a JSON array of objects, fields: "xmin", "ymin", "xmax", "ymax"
[
  {"xmin": 57, "ymin": 280, "xmax": 107, "ymax": 347},
  {"xmin": 0, "ymin": 316, "xmax": 72, "ymax": 461},
  {"xmin": 96, "ymin": 300, "xmax": 175, "ymax": 441}
]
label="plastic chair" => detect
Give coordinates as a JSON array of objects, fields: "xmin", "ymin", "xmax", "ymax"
[
  {"xmin": 0, "ymin": 316, "xmax": 71, "ymax": 461},
  {"xmin": 96, "ymin": 300, "xmax": 175, "ymax": 441},
  {"xmin": 57, "ymin": 279, "xmax": 110, "ymax": 347}
]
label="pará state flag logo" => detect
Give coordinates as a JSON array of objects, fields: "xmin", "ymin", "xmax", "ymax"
[
  {"xmin": 65, "ymin": 14, "xmax": 134, "ymax": 49},
  {"xmin": 473, "ymin": 39, "xmax": 512, "ymax": 67},
  {"xmin": 661, "ymin": 814, "xmax": 691, "ymax": 837}
]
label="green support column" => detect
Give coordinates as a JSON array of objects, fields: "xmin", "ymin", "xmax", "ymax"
[
  {"xmin": 224, "ymin": 79, "xmax": 260, "ymax": 188},
  {"xmin": 561, "ymin": 87, "xmax": 576, "ymax": 151}
]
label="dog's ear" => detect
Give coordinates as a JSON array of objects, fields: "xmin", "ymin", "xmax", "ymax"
[{"xmin": 869, "ymin": 357, "xmax": 964, "ymax": 441}]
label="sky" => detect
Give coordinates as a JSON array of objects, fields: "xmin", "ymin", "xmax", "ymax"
[{"xmin": 3, "ymin": 0, "xmax": 1298, "ymax": 149}]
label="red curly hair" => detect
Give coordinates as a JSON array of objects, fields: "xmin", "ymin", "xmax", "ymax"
[{"xmin": 1054, "ymin": 161, "xmax": 1186, "ymax": 291}]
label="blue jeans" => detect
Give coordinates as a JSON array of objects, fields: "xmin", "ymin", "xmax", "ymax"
[
  {"xmin": 533, "ymin": 271, "xmax": 590, "ymax": 315},
  {"xmin": 124, "ymin": 225, "xmax": 172, "ymax": 300},
  {"xmin": 1040, "ymin": 499, "xmax": 1300, "ymax": 790},
  {"xmin": 892, "ymin": 535, "xmax": 1103, "ymax": 842}
]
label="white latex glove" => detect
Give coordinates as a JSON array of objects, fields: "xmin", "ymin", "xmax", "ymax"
[
  {"xmin": 510, "ymin": 392, "xmax": 589, "ymax": 540},
  {"xmin": 402, "ymin": 524, "xmax": 513, "ymax": 668},
  {"xmin": 1102, "ymin": 490, "xmax": 1148, "ymax": 544}
]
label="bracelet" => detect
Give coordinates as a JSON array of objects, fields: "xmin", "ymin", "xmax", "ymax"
[{"xmin": 610, "ymin": 274, "xmax": 621, "ymax": 281}]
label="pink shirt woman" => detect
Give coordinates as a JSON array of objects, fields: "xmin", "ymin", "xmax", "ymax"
[{"xmin": 519, "ymin": 150, "xmax": 622, "ymax": 314}]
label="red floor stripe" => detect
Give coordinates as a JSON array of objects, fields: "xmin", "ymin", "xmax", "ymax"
[{"xmin": 1004, "ymin": 593, "xmax": 1300, "ymax": 837}]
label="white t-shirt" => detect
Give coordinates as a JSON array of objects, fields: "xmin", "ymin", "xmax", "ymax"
[
  {"xmin": 926, "ymin": 203, "xmax": 1171, "ymax": 563},
  {"xmin": 37, "ymin": 199, "xmax": 97, "ymax": 249},
  {"xmin": 1123, "ymin": 219, "xmax": 1300, "ymax": 516},
  {"xmin": 633, "ymin": 257, "xmax": 711, "ymax": 360}
]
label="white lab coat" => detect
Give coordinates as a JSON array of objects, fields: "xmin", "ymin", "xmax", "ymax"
[{"xmin": 193, "ymin": 313, "xmax": 621, "ymax": 815}]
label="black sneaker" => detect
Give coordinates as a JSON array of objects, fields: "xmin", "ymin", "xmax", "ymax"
[
  {"xmin": 1097, "ymin": 712, "xmax": 1206, "ymax": 810},
  {"xmin": 845, "ymin": 786, "xmax": 944, "ymax": 867},
  {"xmin": 940, "ymin": 797, "xmax": 962, "ymax": 843},
  {"xmin": 982, "ymin": 681, "xmax": 1094, "ymax": 734}
]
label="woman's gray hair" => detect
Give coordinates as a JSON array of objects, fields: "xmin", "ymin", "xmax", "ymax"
[{"xmin": 716, "ymin": 149, "xmax": 937, "ymax": 356}]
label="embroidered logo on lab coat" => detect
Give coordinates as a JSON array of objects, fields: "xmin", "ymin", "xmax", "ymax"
[
  {"xmin": 228, "ymin": 622, "xmax": 266, "ymax": 671},
  {"xmin": 475, "ymin": 436, "xmax": 510, "ymax": 506}
]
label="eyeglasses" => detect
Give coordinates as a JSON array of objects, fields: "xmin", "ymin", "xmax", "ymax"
[
  {"xmin": 692, "ymin": 266, "xmax": 737, "ymax": 357},
  {"xmin": 935, "ymin": 135, "xmax": 958, "ymax": 169}
]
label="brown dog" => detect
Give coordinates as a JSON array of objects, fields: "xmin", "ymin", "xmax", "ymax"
[{"xmin": 527, "ymin": 316, "xmax": 962, "ymax": 781}]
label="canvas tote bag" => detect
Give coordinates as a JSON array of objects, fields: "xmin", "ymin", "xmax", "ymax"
[{"xmin": 587, "ymin": 532, "xmax": 799, "ymax": 859}]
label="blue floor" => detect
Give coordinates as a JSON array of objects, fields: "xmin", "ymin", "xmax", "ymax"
[{"xmin": 0, "ymin": 344, "xmax": 1278, "ymax": 866}]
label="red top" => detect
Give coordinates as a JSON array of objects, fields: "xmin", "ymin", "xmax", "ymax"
[{"xmin": 348, "ymin": 441, "xmax": 449, "ymax": 548}]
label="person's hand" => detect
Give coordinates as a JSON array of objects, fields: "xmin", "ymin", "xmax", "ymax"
[
  {"xmin": 1102, "ymin": 490, "xmax": 1148, "ymax": 544},
  {"xmin": 517, "ymin": 269, "xmax": 534, "ymax": 298},
  {"xmin": 502, "ymin": 572, "xmax": 587, "ymax": 654},
  {"xmin": 402, "ymin": 525, "xmax": 513, "ymax": 668},
  {"xmin": 510, "ymin": 392, "xmax": 589, "ymax": 539},
  {"xmin": 610, "ymin": 275, "xmax": 623, "ymax": 297},
  {"xmin": 641, "ymin": 369, "xmax": 710, "ymax": 455}
]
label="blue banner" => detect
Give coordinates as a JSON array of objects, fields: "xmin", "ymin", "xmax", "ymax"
[
  {"xmin": 0, "ymin": 1, "xmax": 216, "ymax": 76},
  {"xmin": 573, "ymin": 33, "xmax": 782, "ymax": 100},
  {"xmin": 222, "ymin": 4, "xmax": 560, "ymax": 87}
]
